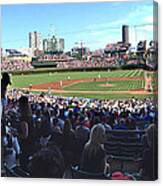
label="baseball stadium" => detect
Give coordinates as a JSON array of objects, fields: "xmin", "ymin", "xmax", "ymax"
[
  {"xmin": 1, "ymin": 1, "xmax": 158, "ymax": 181},
  {"xmin": 1, "ymin": 46, "xmax": 158, "ymax": 180}
]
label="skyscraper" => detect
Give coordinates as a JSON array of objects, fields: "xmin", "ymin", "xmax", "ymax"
[
  {"xmin": 43, "ymin": 35, "xmax": 58, "ymax": 52},
  {"xmin": 29, "ymin": 32, "xmax": 34, "ymax": 48},
  {"xmin": 59, "ymin": 38, "xmax": 65, "ymax": 51},
  {"xmin": 43, "ymin": 39, "xmax": 49, "ymax": 52},
  {"xmin": 122, "ymin": 25, "xmax": 129, "ymax": 43},
  {"xmin": 29, "ymin": 31, "xmax": 42, "ymax": 50}
]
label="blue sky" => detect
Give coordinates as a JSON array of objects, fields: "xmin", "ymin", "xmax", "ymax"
[{"xmin": 2, "ymin": 0, "xmax": 155, "ymax": 51}]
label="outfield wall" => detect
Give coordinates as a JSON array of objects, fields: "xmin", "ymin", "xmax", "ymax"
[{"xmin": 4, "ymin": 64, "xmax": 148, "ymax": 76}]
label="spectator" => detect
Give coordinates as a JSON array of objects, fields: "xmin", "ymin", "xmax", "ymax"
[
  {"xmin": 101, "ymin": 115, "xmax": 112, "ymax": 132},
  {"xmin": 1, "ymin": 88, "xmax": 158, "ymax": 178},
  {"xmin": 141, "ymin": 124, "xmax": 158, "ymax": 180},
  {"xmin": 1, "ymin": 124, "xmax": 21, "ymax": 169},
  {"xmin": 28, "ymin": 146, "xmax": 65, "ymax": 178},
  {"xmin": 1, "ymin": 72, "xmax": 11, "ymax": 113},
  {"xmin": 74, "ymin": 120, "xmax": 90, "ymax": 163},
  {"xmin": 113, "ymin": 118, "xmax": 128, "ymax": 130},
  {"xmin": 75, "ymin": 121, "xmax": 90, "ymax": 143},
  {"xmin": 18, "ymin": 96, "xmax": 33, "ymax": 170},
  {"xmin": 80, "ymin": 124, "xmax": 109, "ymax": 174},
  {"xmin": 60, "ymin": 119, "xmax": 76, "ymax": 168}
]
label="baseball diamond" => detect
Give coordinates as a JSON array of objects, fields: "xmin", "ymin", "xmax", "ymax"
[{"xmin": 11, "ymin": 69, "xmax": 157, "ymax": 99}]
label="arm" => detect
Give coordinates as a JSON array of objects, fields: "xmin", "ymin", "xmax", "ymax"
[{"xmin": 13, "ymin": 136, "xmax": 21, "ymax": 155}]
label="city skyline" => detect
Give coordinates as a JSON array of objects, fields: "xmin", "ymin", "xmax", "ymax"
[{"xmin": 2, "ymin": 0, "xmax": 155, "ymax": 51}]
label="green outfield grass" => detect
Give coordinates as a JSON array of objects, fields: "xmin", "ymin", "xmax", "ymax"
[
  {"xmin": 64, "ymin": 80, "xmax": 144, "ymax": 91},
  {"xmin": 11, "ymin": 69, "xmax": 157, "ymax": 99},
  {"xmin": 11, "ymin": 69, "xmax": 143, "ymax": 88}
]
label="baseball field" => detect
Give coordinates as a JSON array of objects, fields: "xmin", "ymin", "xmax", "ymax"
[{"xmin": 11, "ymin": 69, "xmax": 157, "ymax": 99}]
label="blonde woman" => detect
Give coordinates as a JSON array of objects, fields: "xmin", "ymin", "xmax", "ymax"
[{"xmin": 80, "ymin": 124, "xmax": 110, "ymax": 174}]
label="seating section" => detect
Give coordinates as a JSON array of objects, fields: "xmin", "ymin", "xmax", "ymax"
[
  {"xmin": 1, "ymin": 89, "xmax": 157, "ymax": 179},
  {"xmin": 105, "ymin": 130, "xmax": 145, "ymax": 173}
]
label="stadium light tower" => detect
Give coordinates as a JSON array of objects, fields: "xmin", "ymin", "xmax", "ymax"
[
  {"xmin": 49, "ymin": 24, "xmax": 55, "ymax": 37},
  {"xmin": 133, "ymin": 23, "xmax": 153, "ymax": 45}
]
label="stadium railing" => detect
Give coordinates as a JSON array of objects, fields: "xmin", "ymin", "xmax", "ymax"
[
  {"xmin": 104, "ymin": 129, "xmax": 145, "ymax": 173},
  {"xmin": 3, "ymin": 163, "xmax": 30, "ymax": 177}
]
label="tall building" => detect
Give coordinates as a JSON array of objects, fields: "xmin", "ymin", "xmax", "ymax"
[
  {"xmin": 122, "ymin": 25, "xmax": 129, "ymax": 43},
  {"xmin": 29, "ymin": 32, "xmax": 34, "ymax": 48},
  {"xmin": 43, "ymin": 35, "xmax": 58, "ymax": 52},
  {"xmin": 59, "ymin": 38, "xmax": 65, "ymax": 51},
  {"xmin": 29, "ymin": 31, "xmax": 42, "ymax": 50},
  {"xmin": 50, "ymin": 35, "xmax": 58, "ymax": 51},
  {"xmin": 43, "ymin": 39, "xmax": 48, "ymax": 51}
]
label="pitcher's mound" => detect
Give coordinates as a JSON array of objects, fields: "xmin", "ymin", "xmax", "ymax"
[{"xmin": 99, "ymin": 83, "xmax": 115, "ymax": 87}]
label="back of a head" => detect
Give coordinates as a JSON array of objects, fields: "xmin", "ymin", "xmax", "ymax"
[
  {"xmin": 28, "ymin": 146, "xmax": 65, "ymax": 178},
  {"xmin": 119, "ymin": 118, "xmax": 126, "ymax": 125},
  {"xmin": 19, "ymin": 96, "xmax": 29, "ymax": 107},
  {"xmin": 19, "ymin": 96, "xmax": 30, "ymax": 113},
  {"xmin": 63, "ymin": 119, "xmax": 72, "ymax": 135},
  {"xmin": 89, "ymin": 124, "xmax": 106, "ymax": 145}
]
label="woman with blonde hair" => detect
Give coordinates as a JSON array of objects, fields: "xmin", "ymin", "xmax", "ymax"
[{"xmin": 80, "ymin": 124, "xmax": 109, "ymax": 174}]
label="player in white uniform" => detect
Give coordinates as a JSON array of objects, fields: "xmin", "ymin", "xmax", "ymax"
[{"xmin": 144, "ymin": 71, "xmax": 153, "ymax": 92}]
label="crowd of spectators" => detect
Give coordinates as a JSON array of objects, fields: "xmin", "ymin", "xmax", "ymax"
[
  {"xmin": 1, "ymin": 56, "xmax": 141, "ymax": 72},
  {"xmin": 1, "ymin": 40, "xmax": 157, "ymax": 72},
  {"xmin": 56, "ymin": 53, "xmax": 149, "ymax": 69},
  {"xmin": 1, "ymin": 87, "xmax": 158, "ymax": 179},
  {"xmin": 37, "ymin": 53, "xmax": 73, "ymax": 62},
  {"xmin": 56, "ymin": 57, "xmax": 118, "ymax": 69},
  {"xmin": 1, "ymin": 48, "xmax": 157, "ymax": 72},
  {"xmin": 1, "ymin": 60, "xmax": 34, "ymax": 72}
]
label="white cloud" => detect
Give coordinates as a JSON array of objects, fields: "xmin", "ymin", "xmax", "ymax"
[{"xmin": 86, "ymin": 3, "xmax": 153, "ymax": 31}]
